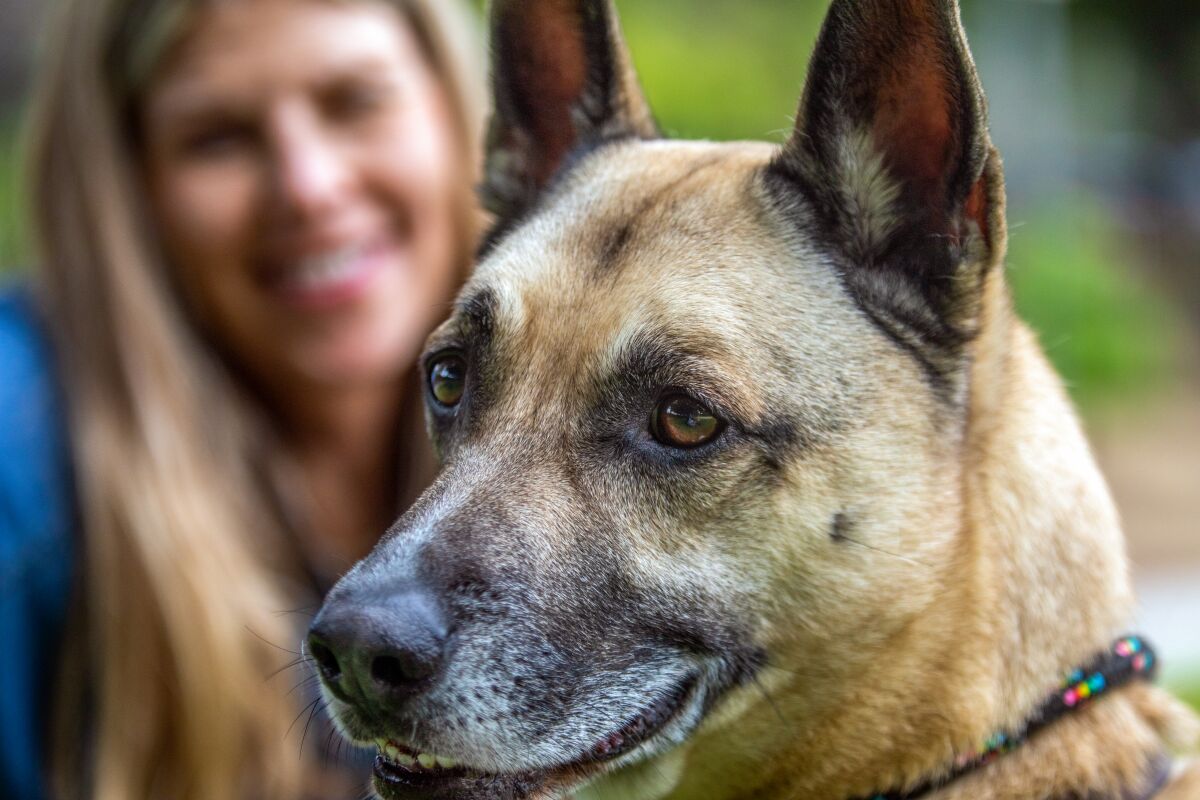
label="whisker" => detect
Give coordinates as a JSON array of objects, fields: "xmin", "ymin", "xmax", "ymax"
[
  {"xmin": 753, "ymin": 674, "xmax": 791, "ymax": 731},
  {"xmin": 300, "ymin": 696, "xmax": 325, "ymax": 757},
  {"xmin": 837, "ymin": 534, "xmax": 931, "ymax": 568},
  {"xmin": 287, "ymin": 697, "xmax": 321, "ymax": 741},
  {"xmin": 246, "ymin": 624, "xmax": 304, "ymax": 656},
  {"xmin": 323, "ymin": 727, "xmax": 337, "ymax": 769},
  {"xmin": 266, "ymin": 656, "xmax": 310, "ymax": 682},
  {"xmin": 275, "ymin": 604, "xmax": 320, "ymax": 619},
  {"xmin": 289, "ymin": 673, "xmax": 322, "ymax": 698}
]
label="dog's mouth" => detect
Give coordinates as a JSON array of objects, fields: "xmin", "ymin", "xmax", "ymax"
[{"xmin": 368, "ymin": 675, "xmax": 699, "ymax": 800}]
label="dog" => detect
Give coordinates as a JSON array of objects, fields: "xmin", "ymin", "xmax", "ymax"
[{"xmin": 306, "ymin": 0, "xmax": 1200, "ymax": 797}]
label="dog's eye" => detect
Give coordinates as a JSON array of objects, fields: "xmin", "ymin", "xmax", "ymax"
[
  {"xmin": 651, "ymin": 395, "xmax": 725, "ymax": 448},
  {"xmin": 428, "ymin": 354, "xmax": 467, "ymax": 407}
]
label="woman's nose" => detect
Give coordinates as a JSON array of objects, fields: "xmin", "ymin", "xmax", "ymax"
[{"xmin": 268, "ymin": 105, "xmax": 351, "ymax": 220}]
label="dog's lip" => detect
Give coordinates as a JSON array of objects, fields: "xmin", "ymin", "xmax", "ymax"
[{"xmin": 370, "ymin": 674, "xmax": 699, "ymax": 800}]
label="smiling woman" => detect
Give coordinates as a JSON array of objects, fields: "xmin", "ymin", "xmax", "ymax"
[
  {"xmin": 0, "ymin": 0, "xmax": 484, "ymax": 798},
  {"xmin": 141, "ymin": 1, "xmax": 462, "ymax": 397}
]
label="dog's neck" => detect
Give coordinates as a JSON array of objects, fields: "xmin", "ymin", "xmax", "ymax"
[
  {"xmin": 964, "ymin": 264, "xmax": 1135, "ymax": 716},
  {"xmin": 855, "ymin": 636, "xmax": 1164, "ymax": 800}
]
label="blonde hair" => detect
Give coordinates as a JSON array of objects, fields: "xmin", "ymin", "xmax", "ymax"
[{"xmin": 25, "ymin": 0, "xmax": 484, "ymax": 796}]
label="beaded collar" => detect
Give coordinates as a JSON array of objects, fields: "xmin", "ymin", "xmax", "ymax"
[{"xmin": 854, "ymin": 635, "xmax": 1161, "ymax": 800}]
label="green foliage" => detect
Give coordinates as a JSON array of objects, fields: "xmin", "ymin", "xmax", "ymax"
[
  {"xmin": 617, "ymin": 0, "xmax": 828, "ymax": 142},
  {"xmin": 1179, "ymin": 680, "xmax": 1200, "ymax": 714},
  {"xmin": 1005, "ymin": 197, "xmax": 1180, "ymax": 412},
  {"xmin": 1161, "ymin": 666, "xmax": 1200, "ymax": 723},
  {"xmin": 0, "ymin": 112, "xmax": 25, "ymax": 273}
]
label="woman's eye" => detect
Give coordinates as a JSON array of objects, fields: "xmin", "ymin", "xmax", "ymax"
[
  {"xmin": 650, "ymin": 395, "xmax": 725, "ymax": 449},
  {"xmin": 179, "ymin": 121, "xmax": 255, "ymax": 159},
  {"xmin": 324, "ymin": 81, "xmax": 392, "ymax": 122},
  {"xmin": 428, "ymin": 354, "xmax": 467, "ymax": 408}
]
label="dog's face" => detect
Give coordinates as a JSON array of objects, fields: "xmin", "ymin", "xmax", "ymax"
[{"xmin": 309, "ymin": 2, "xmax": 1002, "ymax": 799}]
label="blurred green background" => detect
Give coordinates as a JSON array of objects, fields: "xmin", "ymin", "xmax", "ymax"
[
  {"xmin": 6, "ymin": 0, "xmax": 1191, "ymax": 413},
  {"xmin": 1, "ymin": 0, "xmax": 1197, "ymax": 698}
]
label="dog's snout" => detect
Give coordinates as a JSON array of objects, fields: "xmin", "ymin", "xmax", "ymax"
[{"xmin": 307, "ymin": 589, "xmax": 449, "ymax": 708}]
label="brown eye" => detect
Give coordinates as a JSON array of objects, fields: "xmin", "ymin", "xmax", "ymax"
[
  {"xmin": 429, "ymin": 355, "xmax": 466, "ymax": 407},
  {"xmin": 651, "ymin": 395, "xmax": 724, "ymax": 448}
]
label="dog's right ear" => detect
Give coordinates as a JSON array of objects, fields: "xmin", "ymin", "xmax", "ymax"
[
  {"xmin": 770, "ymin": 0, "xmax": 1001, "ymax": 380},
  {"xmin": 481, "ymin": 0, "xmax": 657, "ymax": 229}
]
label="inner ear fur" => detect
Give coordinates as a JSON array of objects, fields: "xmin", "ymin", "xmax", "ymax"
[
  {"xmin": 770, "ymin": 0, "xmax": 1001, "ymax": 354},
  {"xmin": 482, "ymin": 0, "xmax": 658, "ymax": 228}
]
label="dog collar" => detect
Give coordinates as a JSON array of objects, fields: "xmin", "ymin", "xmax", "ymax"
[{"xmin": 855, "ymin": 635, "xmax": 1160, "ymax": 800}]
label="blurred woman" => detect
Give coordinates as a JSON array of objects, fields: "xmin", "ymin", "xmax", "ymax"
[{"xmin": 0, "ymin": 0, "xmax": 484, "ymax": 796}]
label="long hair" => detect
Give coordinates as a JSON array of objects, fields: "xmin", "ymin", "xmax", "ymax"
[{"xmin": 25, "ymin": 0, "xmax": 484, "ymax": 796}]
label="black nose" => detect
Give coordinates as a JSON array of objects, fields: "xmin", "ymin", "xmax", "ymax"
[{"xmin": 307, "ymin": 588, "xmax": 448, "ymax": 710}]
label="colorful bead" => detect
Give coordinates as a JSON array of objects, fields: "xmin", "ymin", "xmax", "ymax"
[{"xmin": 1116, "ymin": 637, "xmax": 1143, "ymax": 658}]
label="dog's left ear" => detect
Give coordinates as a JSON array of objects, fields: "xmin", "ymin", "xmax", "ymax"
[
  {"xmin": 481, "ymin": 0, "xmax": 658, "ymax": 230},
  {"xmin": 771, "ymin": 0, "xmax": 1002, "ymax": 361}
]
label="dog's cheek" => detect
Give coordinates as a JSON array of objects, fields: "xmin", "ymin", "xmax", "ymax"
[{"xmin": 755, "ymin": 418, "xmax": 964, "ymax": 653}]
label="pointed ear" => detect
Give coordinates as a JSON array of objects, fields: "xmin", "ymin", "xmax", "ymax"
[
  {"xmin": 481, "ymin": 0, "xmax": 657, "ymax": 227},
  {"xmin": 771, "ymin": 0, "xmax": 1001, "ymax": 356}
]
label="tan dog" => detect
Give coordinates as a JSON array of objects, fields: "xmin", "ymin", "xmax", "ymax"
[{"xmin": 307, "ymin": 1, "xmax": 1200, "ymax": 798}]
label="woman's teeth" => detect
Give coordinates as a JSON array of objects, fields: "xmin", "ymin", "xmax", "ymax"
[
  {"xmin": 374, "ymin": 738, "xmax": 459, "ymax": 770},
  {"xmin": 288, "ymin": 245, "xmax": 368, "ymax": 290}
]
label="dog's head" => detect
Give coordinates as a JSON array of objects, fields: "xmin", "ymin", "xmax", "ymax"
[{"xmin": 308, "ymin": 1, "xmax": 1005, "ymax": 798}]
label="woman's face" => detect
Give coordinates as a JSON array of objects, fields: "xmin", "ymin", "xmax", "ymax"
[{"xmin": 142, "ymin": 0, "xmax": 461, "ymax": 398}]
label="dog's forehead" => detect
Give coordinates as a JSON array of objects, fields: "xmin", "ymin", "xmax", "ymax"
[
  {"xmin": 463, "ymin": 138, "xmax": 843, "ymax": 366},
  {"xmin": 480, "ymin": 139, "xmax": 781, "ymax": 291},
  {"xmin": 433, "ymin": 139, "xmax": 872, "ymax": 428}
]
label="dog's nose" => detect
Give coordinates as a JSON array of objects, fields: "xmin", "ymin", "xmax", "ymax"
[{"xmin": 307, "ymin": 589, "xmax": 448, "ymax": 708}]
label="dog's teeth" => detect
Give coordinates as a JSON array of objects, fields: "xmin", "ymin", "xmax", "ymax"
[
  {"xmin": 417, "ymin": 753, "xmax": 437, "ymax": 768},
  {"xmin": 436, "ymin": 755, "xmax": 458, "ymax": 768},
  {"xmin": 384, "ymin": 742, "xmax": 401, "ymax": 760},
  {"xmin": 394, "ymin": 752, "xmax": 416, "ymax": 767}
]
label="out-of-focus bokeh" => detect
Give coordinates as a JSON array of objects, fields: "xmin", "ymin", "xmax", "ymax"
[{"xmin": 1, "ymin": 0, "xmax": 1196, "ymax": 701}]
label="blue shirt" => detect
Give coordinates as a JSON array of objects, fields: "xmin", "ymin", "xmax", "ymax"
[{"xmin": 0, "ymin": 283, "xmax": 75, "ymax": 800}]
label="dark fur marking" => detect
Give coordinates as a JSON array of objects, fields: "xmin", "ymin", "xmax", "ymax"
[
  {"xmin": 601, "ymin": 332, "xmax": 750, "ymax": 428},
  {"xmin": 856, "ymin": 301, "xmax": 956, "ymax": 402},
  {"xmin": 592, "ymin": 154, "xmax": 728, "ymax": 277},
  {"xmin": 598, "ymin": 219, "xmax": 635, "ymax": 271},
  {"xmin": 458, "ymin": 287, "xmax": 497, "ymax": 345},
  {"xmin": 831, "ymin": 512, "xmax": 851, "ymax": 542},
  {"xmin": 760, "ymin": 164, "xmax": 961, "ymax": 404},
  {"xmin": 476, "ymin": 134, "xmax": 639, "ymax": 261},
  {"xmin": 744, "ymin": 415, "xmax": 811, "ymax": 469}
]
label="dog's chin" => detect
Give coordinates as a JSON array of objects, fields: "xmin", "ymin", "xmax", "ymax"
[{"xmin": 361, "ymin": 674, "xmax": 701, "ymax": 800}]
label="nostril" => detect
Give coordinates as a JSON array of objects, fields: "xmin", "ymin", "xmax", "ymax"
[
  {"xmin": 308, "ymin": 638, "xmax": 342, "ymax": 683},
  {"xmin": 309, "ymin": 589, "xmax": 448, "ymax": 706},
  {"xmin": 370, "ymin": 654, "xmax": 411, "ymax": 688}
]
